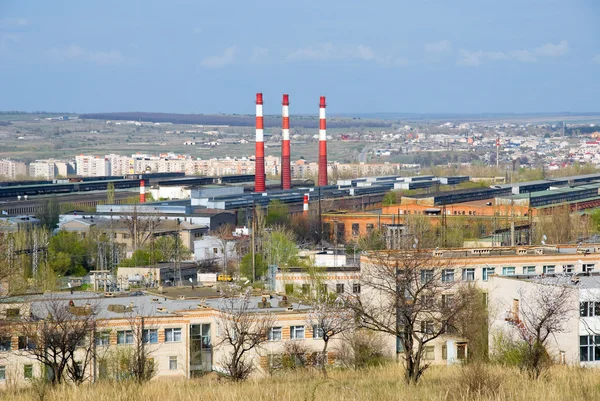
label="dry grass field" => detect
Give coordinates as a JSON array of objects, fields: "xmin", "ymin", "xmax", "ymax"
[{"xmin": 3, "ymin": 364, "xmax": 600, "ymax": 401}]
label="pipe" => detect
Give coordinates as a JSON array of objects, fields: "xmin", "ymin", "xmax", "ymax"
[
  {"xmin": 318, "ymin": 96, "xmax": 328, "ymax": 186},
  {"xmin": 281, "ymin": 94, "xmax": 291, "ymax": 190},
  {"xmin": 255, "ymin": 93, "xmax": 265, "ymax": 192}
]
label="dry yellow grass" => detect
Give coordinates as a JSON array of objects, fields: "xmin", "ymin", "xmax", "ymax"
[{"xmin": 4, "ymin": 364, "xmax": 600, "ymax": 401}]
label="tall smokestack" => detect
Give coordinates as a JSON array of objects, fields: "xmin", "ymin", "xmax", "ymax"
[
  {"xmin": 139, "ymin": 179, "xmax": 146, "ymax": 203},
  {"xmin": 281, "ymin": 94, "xmax": 291, "ymax": 190},
  {"xmin": 255, "ymin": 93, "xmax": 265, "ymax": 193},
  {"xmin": 318, "ymin": 96, "xmax": 328, "ymax": 187}
]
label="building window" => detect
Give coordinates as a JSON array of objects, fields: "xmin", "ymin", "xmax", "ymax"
[
  {"xmin": 0, "ymin": 366, "xmax": 5, "ymax": 381},
  {"xmin": 421, "ymin": 321, "xmax": 434, "ymax": 335},
  {"xmin": 421, "ymin": 270, "xmax": 434, "ymax": 283},
  {"xmin": 502, "ymin": 267, "xmax": 515, "ymax": 275},
  {"xmin": 442, "ymin": 345, "xmax": 447, "ymax": 360},
  {"xmin": 213, "ymin": 248, "xmax": 218, "ymax": 254},
  {"xmin": 441, "ymin": 294, "xmax": 454, "ymax": 309},
  {"xmin": 336, "ymin": 284, "xmax": 345, "ymax": 294},
  {"xmin": 301, "ymin": 284, "xmax": 311, "ymax": 295},
  {"xmin": 169, "ymin": 356, "xmax": 178, "ymax": 370},
  {"xmin": 117, "ymin": 330, "xmax": 134, "ymax": 345},
  {"xmin": 543, "ymin": 265, "xmax": 555, "ymax": 274},
  {"xmin": 421, "ymin": 295, "xmax": 435, "ymax": 309},
  {"xmin": 563, "ymin": 265, "xmax": 574, "ymax": 273},
  {"xmin": 523, "ymin": 266, "xmax": 536, "ymax": 275},
  {"xmin": 96, "ymin": 332, "xmax": 110, "ymax": 346},
  {"xmin": 142, "ymin": 329, "xmax": 158, "ymax": 344},
  {"xmin": 18, "ymin": 336, "xmax": 34, "ymax": 350},
  {"xmin": 423, "ymin": 346, "xmax": 435, "ymax": 360},
  {"xmin": 268, "ymin": 327, "xmax": 282, "ymax": 341},
  {"xmin": 366, "ymin": 223, "xmax": 374, "ymax": 233},
  {"xmin": 462, "ymin": 268, "xmax": 475, "ymax": 281},
  {"xmin": 482, "ymin": 267, "xmax": 495, "ymax": 281},
  {"xmin": 583, "ymin": 264, "xmax": 595, "ymax": 273},
  {"xmin": 580, "ymin": 335, "xmax": 600, "ymax": 361},
  {"xmin": 442, "ymin": 269, "xmax": 454, "ymax": 283},
  {"xmin": 580, "ymin": 302, "xmax": 600, "ymax": 317},
  {"xmin": 290, "ymin": 326, "xmax": 305, "ymax": 340},
  {"xmin": 313, "ymin": 326, "xmax": 324, "ymax": 339},
  {"xmin": 352, "ymin": 223, "xmax": 360, "ymax": 236},
  {"xmin": 457, "ymin": 343, "xmax": 467, "ymax": 360},
  {"xmin": 352, "ymin": 283, "xmax": 361, "ymax": 294},
  {"xmin": 23, "ymin": 364, "xmax": 33, "ymax": 379},
  {"xmin": 165, "ymin": 328, "xmax": 182, "ymax": 342},
  {"xmin": 6, "ymin": 308, "xmax": 20, "ymax": 319}
]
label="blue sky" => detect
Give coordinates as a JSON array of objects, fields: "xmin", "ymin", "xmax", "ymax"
[{"xmin": 0, "ymin": 0, "xmax": 599, "ymax": 114}]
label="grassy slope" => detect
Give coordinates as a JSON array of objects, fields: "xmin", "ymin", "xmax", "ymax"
[{"xmin": 4, "ymin": 364, "xmax": 600, "ymax": 401}]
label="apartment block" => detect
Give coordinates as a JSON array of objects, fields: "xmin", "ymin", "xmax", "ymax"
[
  {"xmin": 0, "ymin": 292, "xmax": 341, "ymax": 387},
  {"xmin": 75, "ymin": 155, "xmax": 110, "ymax": 177},
  {"xmin": 0, "ymin": 159, "xmax": 26, "ymax": 179},
  {"xmin": 29, "ymin": 161, "xmax": 57, "ymax": 179}
]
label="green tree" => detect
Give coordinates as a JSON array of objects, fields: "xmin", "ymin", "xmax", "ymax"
[
  {"xmin": 240, "ymin": 253, "xmax": 267, "ymax": 280},
  {"xmin": 382, "ymin": 190, "xmax": 398, "ymax": 206},
  {"xmin": 263, "ymin": 226, "xmax": 298, "ymax": 268},
  {"xmin": 48, "ymin": 231, "xmax": 89, "ymax": 276},
  {"xmin": 37, "ymin": 197, "xmax": 60, "ymax": 230},
  {"xmin": 265, "ymin": 200, "xmax": 289, "ymax": 227},
  {"xmin": 119, "ymin": 249, "xmax": 162, "ymax": 267},
  {"xmin": 154, "ymin": 235, "xmax": 192, "ymax": 263}
]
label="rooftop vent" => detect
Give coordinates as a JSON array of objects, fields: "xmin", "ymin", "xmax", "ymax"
[
  {"xmin": 156, "ymin": 307, "xmax": 168, "ymax": 313},
  {"xmin": 471, "ymin": 249, "xmax": 491, "ymax": 256},
  {"xmin": 517, "ymin": 249, "xmax": 527, "ymax": 255}
]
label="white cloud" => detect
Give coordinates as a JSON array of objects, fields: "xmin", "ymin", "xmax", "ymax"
[
  {"xmin": 200, "ymin": 46, "xmax": 237, "ymax": 68},
  {"xmin": 425, "ymin": 40, "xmax": 452, "ymax": 53},
  {"xmin": 534, "ymin": 40, "xmax": 569, "ymax": 57},
  {"xmin": 250, "ymin": 47, "xmax": 269, "ymax": 63},
  {"xmin": 48, "ymin": 45, "xmax": 126, "ymax": 66},
  {"xmin": 511, "ymin": 49, "xmax": 536, "ymax": 63},
  {"xmin": 287, "ymin": 43, "xmax": 405, "ymax": 66},
  {"xmin": 593, "ymin": 55, "xmax": 600, "ymax": 64},
  {"xmin": 458, "ymin": 40, "xmax": 568, "ymax": 67}
]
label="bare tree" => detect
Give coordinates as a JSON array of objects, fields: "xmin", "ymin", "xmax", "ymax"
[
  {"xmin": 211, "ymin": 224, "xmax": 236, "ymax": 270},
  {"xmin": 216, "ymin": 287, "xmax": 275, "ymax": 381},
  {"xmin": 18, "ymin": 297, "xmax": 100, "ymax": 385},
  {"xmin": 306, "ymin": 294, "xmax": 354, "ymax": 377},
  {"xmin": 510, "ymin": 280, "xmax": 574, "ymax": 378},
  {"xmin": 122, "ymin": 308, "xmax": 157, "ymax": 383},
  {"xmin": 349, "ymin": 250, "xmax": 469, "ymax": 384},
  {"xmin": 120, "ymin": 206, "xmax": 162, "ymax": 252}
]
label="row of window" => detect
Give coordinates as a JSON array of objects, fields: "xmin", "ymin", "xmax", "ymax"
[
  {"xmin": 110, "ymin": 328, "xmax": 182, "ymax": 345},
  {"xmin": 422, "ymin": 264, "xmax": 595, "ymax": 284},
  {"xmin": 267, "ymin": 326, "xmax": 324, "ymax": 341},
  {"xmin": 400, "ymin": 344, "xmax": 467, "ymax": 361},
  {"xmin": 285, "ymin": 283, "xmax": 361, "ymax": 296},
  {"xmin": 0, "ymin": 364, "xmax": 33, "ymax": 381},
  {"xmin": 0, "ymin": 336, "xmax": 35, "ymax": 352}
]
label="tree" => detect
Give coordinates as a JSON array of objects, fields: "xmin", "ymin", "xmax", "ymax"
[
  {"xmin": 265, "ymin": 199, "xmax": 289, "ymax": 227},
  {"xmin": 263, "ymin": 226, "xmax": 298, "ymax": 268},
  {"xmin": 216, "ymin": 288, "xmax": 275, "ymax": 381},
  {"xmin": 154, "ymin": 235, "xmax": 192, "ymax": 263},
  {"xmin": 120, "ymin": 207, "xmax": 161, "ymax": 252},
  {"xmin": 240, "ymin": 253, "xmax": 267, "ymax": 281},
  {"xmin": 211, "ymin": 224, "xmax": 236, "ymax": 271},
  {"xmin": 382, "ymin": 190, "xmax": 399, "ymax": 206},
  {"xmin": 18, "ymin": 297, "xmax": 100, "ymax": 385},
  {"xmin": 36, "ymin": 197, "xmax": 60, "ymax": 230},
  {"xmin": 350, "ymin": 250, "xmax": 470, "ymax": 384},
  {"xmin": 48, "ymin": 231, "xmax": 89, "ymax": 276},
  {"xmin": 306, "ymin": 293, "xmax": 354, "ymax": 377},
  {"xmin": 511, "ymin": 280, "xmax": 574, "ymax": 378},
  {"xmin": 357, "ymin": 229, "xmax": 386, "ymax": 251},
  {"xmin": 121, "ymin": 308, "xmax": 157, "ymax": 383}
]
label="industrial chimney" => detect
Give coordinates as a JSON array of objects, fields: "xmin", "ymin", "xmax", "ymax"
[
  {"xmin": 255, "ymin": 93, "xmax": 265, "ymax": 193},
  {"xmin": 281, "ymin": 94, "xmax": 291, "ymax": 190},
  {"xmin": 318, "ymin": 96, "xmax": 328, "ymax": 187},
  {"xmin": 139, "ymin": 179, "xmax": 146, "ymax": 203},
  {"xmin": 303, "ymin": 194, "xmax": 309, "ymax": 215}
]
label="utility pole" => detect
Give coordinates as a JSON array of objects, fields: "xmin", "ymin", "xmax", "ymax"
[{"xmin": 496, "ymin": 135, "xmax": 500, "ymax": 170}]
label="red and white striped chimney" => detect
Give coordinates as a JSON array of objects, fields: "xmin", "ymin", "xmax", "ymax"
[
  {"xmin": 303, "ymin": 194, "xmax": 309, "ymax": 215},
  {"xmin": 255, "ymin": 93, "xmax": 266, "ymax": 193},
  {"xmin": 281, "ymin": 94, "xmax": 291, "ymax": 190},
  {"xmin": 318, "ymin": 96, "xmax": 328, "ymax": 187},
  {"xmin": 139, "ymin": 179, "xmax": 146, "ymax": 203}
]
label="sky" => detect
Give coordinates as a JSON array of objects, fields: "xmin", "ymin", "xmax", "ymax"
[{"xmin": 1, "ymin": 0, "xmax": 599, "ymax": 115}]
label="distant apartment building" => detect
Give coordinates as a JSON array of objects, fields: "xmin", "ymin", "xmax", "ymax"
[
  {"xmin": 290, "ymin": 160, "xmax": 404, "ymax": 179},
  {"xmin": 0, "ymin": 159, "xmax": 26, "ymax": 180},
  {"xmin": 75, "ymin": 155, "xmax": 110, "ymax": 177},
  {"xmin": 29, "ymin": 160, "xmax": 57, "ymax": 180}
]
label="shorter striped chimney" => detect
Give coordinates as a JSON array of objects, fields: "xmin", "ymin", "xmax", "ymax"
[
  {"xmin": 139, "ymin": 180, "xmax": 146, "ymax": 203},
  {"xmin": 317, "ymin": 96, "xmax": 328, "ymax": 186},
  {"xmin": 303, "ymin": 194, "xmax": 309, "ymax": 215},
  {"xmin": 281, "ymin": 94, "xmax": 291, "ymax": 190},
  {"xmin": 255, "ymin": 93, "xmax": 266, "ymax": 193}
]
